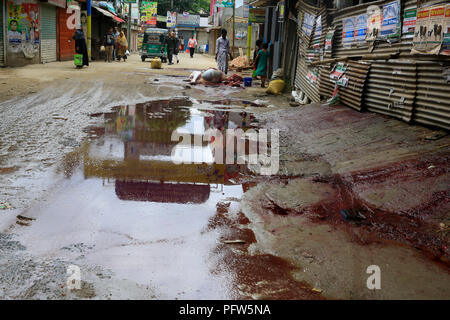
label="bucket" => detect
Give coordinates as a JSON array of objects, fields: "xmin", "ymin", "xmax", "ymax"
[{"xmin": 243, "ymin": 77, "xmax": 252, "ymax": 87}]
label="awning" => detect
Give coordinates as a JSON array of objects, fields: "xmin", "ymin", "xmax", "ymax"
[{"xmin": 93, "ymin": 6, "xmax": 125, "ymax": 23}]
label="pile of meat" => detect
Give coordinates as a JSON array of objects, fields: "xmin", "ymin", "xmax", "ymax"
[
  {"xmin": 223, "ymin": 73, "xmax": 243, "ymax": 87},
  {"xmin": 229, "ymin": 56, "xmax": 249, "ymax": 70}
]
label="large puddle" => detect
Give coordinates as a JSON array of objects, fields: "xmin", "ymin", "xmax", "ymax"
[{"xmin": 17, "ymin": 98, "xmax": 274, "ymax": 299}]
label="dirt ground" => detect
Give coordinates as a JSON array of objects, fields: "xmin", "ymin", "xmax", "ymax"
[{"xmin": 0, "ymin": 53, "xmax": 449, "ymax": 299}]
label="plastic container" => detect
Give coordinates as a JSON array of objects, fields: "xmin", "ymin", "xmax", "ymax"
[
  {"xmin": 150, "ymin": 58, "xmax": 162, "ymax": 69},
  {"xmin": 243, "ymin": 77, "xmax": 253, "ymax": 87}
]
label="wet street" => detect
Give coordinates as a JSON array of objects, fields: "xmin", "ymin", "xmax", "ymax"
[{"xmin": 0, "ymin": 53, "xmax": 449, "ymax": 299}]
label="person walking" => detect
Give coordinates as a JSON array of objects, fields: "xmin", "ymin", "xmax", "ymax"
[
  {"xmin": 215, "ymin": 29, "xmax": 233, "ymax": 75},
  {"xmin": 113, "ymin": 26, "xmax": 120, "ymax": 61},
  {"xmin": 254, "ymin": 43, "xmax": 270, "ymax": 87},
  {"xmin": 104, "ymin": 27, "xmax": 115, "ymax": 62},
  {"xmin": 187, "ymin": 35, "xmax": 197, "ymax": 58},
  {"xmin": 116, "ymin": 31, "xmax": 128, "ymax": 62},
  {"xmin": 166, "ymin": 31, "xmax": 177, "ymax": 65},
  {"xmin": 72, "ymin": 27, "xmax": 89, "ymax": 67},
  {"xmin": 174, "ymin": 33, "xmax": 180, "ymax": 63}
]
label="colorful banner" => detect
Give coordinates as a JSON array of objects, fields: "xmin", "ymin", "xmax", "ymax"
[
  {"xmin": 312, "ymin": 15, "xmax": 322, "ymax": 51},
  {"xmin": 7, "ymin": 1, "xmax": 40, "ymax": 56},
  {"xmin": 380, "ymin": 0, "xmax": 401, "ymax": 38},
  {"xmin": 141, "ymin": 1, "xmax": 157, "ymax": 26},
  {"xmin": 216, "ymin": 0, "xmax": 233, "ymax": 8},
  {"xmin": 402, "ymin": 7, "xmax": 417, "ymax": 38},
  {"xmin": 167, "ymin": 11, "xmax": 176, "ymax": 28},
  {"xmin": 325, "ymin": 29, "xmax": 334, "ymax": 52}
]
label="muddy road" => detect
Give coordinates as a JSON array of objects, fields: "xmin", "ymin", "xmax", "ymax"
[{"xmin": 0, "ymin": 54, "xmax": 449, "ymax": 299}]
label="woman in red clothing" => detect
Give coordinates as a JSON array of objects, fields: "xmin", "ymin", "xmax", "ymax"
[{"xmin": 187, "ymin": 35, "xmax": 197, "ymax": 58}]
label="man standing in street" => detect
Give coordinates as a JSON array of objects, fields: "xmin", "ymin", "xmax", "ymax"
[
  {"xmin": 215, "ymin": 29, "xmax": 233, "ymax": 75},
  {"xmin": 188, "ymin": 35, "xmax": 197, "ymax": 58},
  {"xmin": 104, "ymin": 27, "xmax": 115, "ymax": 63},
  {"xmin": 113, "ymin": 26, "xmax": 120, "ymax": 61},
  {"xmin": 166, "ymin": 31, "xmax": 177, "ymax": 65}
]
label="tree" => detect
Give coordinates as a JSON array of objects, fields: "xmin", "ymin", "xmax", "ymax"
[{"xmin": 154, "ymin": 0, "xmax": 211, "ymax": 16}]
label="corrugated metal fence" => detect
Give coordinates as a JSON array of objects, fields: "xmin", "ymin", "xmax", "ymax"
[{"xmin": 293, "ymin": 0, "xmax": 450, "ymax": 131}]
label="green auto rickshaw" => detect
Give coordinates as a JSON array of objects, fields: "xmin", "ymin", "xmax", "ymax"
[{"xmin": 140, "ymin": 28, "xmax": 168, "ymax": 63}]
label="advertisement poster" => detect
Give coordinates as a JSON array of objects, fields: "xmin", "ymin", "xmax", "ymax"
[
  {"xmin": 342, "ymin": 16, "xmax": 356, "ymax": 47},
  {"xmin": 380, "ymin": 0, "xmax": 401, "ymax": 38},
  {"xmin": 427, "ymin": 5, "xmax": 445, "ymax": 54},
  {"xmin": 7, "ymin": 1, "xmax": 40, "ymax": 56},
  {"xmin": 442, "ymin": 4, "xmax": 450, "ymax": 55},
  {"xmin": 412, "ymin": 6, "xmax": 430, "ymax": 53},
  {"xmin": 325, "ymin": 29, "xmax": 335, "ymax": 52},
  {"xmin": 306, "ymin": 68, "xmax": 318, "ymax": 84},
  {"xmin": 412, "ymin": 5, "xmax": 445, "ymax": 54},
  {"xmin": 301, "ymin": 12, "xmax": 315, "ymax": 37},
  {"xmin": 366, "ymin": 6, "xmax": 382, "ymax": 41},
  {"xmin": 216, "ymin": 0, "xmax": 233, "ymax": 8},
  {"xmin": 167, "ymin": 11, "xmax": 176, "ymax": 28},
  {"xmin": 402, "ymin": 7, "xmax": 417, "ymax": 38},
  {"xmin": 330, "ymin": 62, "xmax": 347, "ymax": 82},
  {"xmin": 356, "ymin": 14, "xmax": 368, "ymax": 44},
  {"xmin": 141, "ymin": 1, "xmax": 157, "ymax": 26}
]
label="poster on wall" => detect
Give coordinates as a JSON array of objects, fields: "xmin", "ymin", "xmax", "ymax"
[
  {"xmin": 141, "ymin": 1, "xmax": 157, "ymax": 26},
  {"xmin": 356, "ymin": 14, "xmax": 368, "ymax": 44},
  {"xmin": 380, "ymin": 0, "xmax": 401, "ymax": 39},
  {"xmin": 366, "ymin": 6, "xmax": 382, "ymax": 41},
  {"xmin": 342, "ymin": 16, "xmax": 356, "ymax": 47},
  {"xmin": 412, "ymin": 5, "xmax": 445, "ymax": 54},
  {"xmin": 402, "ymin": 7, "xmax": 417, "ymax": 38},
  {"xmin": 325, "ymin": 29, "xmax": 335, "ymax": 52},
  {"xmin": 167, "ymin": 11, "xmax": 176, "ymax": 28},
  {"xmin": 301, "ymin": 12, "xmax": 315, "ymax": 37},
  {"xmin": 7, "ymin": 1, "xmax": 40, "ymax": 57},
  {"xmin": 441, "ymin": 4, "xmax": 450, "ymax": 55}
]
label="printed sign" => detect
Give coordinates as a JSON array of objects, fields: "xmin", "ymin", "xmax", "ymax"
[
  {"xmin": 325, "ymin": 29, "xmax": 335, "ymax": 52},
  {"xmin": 167, "ymin": 11, "xmax": 176, "ymax": 28},
  {"xmin": 342, "ymin": 16, "xmax": 356, "ymax": 47},
  {"xmin": 380, "ymin": 0, "xmax": 401, "ymax": 38},
  {"xmin": 356, "ymin": 14, "xmax": 368, "ymax": 44},
  {"xmin": 306, "ymin": 68, "xmax": 318, "ymax": 84},
  {"xmin": 7, "ymin": 1, "xmax": 40, "ymax": 56},
  {"xmin": 330, "ymin": 62, "xmax": 347, "ymax": 82},
  {"xmin": 141, "ymin": 1, "xmax": 157, "ymax": 26},
  {"xmin": 403, "ymin": 7, "xmax": 417, "ymax": 38},
  {"xmin": 176, "ymin": 13, "xmax": 200, "ymax": 27},
  {"xmin": 312, "ymin": 15, "xmax": 322, "ymax": 50},
  {"xmin": 302, "ymin": 12, "xmax": 315, "ymax": 37},
  {"xmin": 367, "ymin": 6, "xmax": 382, "ymax": 41},
  {"xmin": 412, "ymin": 5, "xmax": 445, "ymax": 54}
]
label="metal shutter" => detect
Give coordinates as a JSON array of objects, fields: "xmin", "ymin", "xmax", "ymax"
[
  {"xmin": 0, "ymin": 0, "xmax": 4, "ymax": 66},
  {"xmin": 40, "ymin": 4, "xmax": 57, "ymax": 63}
]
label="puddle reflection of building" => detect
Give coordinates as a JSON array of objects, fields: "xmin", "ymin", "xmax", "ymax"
[{"xmin": 80, "ymin": 102, "xmax": 257, "ymax": 204}]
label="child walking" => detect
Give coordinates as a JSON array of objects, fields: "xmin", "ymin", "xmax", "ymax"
[{"xmin": 254, "ymin": 43, "xmax": 270, "ymax": 87}]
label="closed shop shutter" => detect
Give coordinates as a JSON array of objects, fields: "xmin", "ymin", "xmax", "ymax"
[
  {"xmin": 58, "ymin": 7, "xmax": 75, "ymax": 61},
  {"xmin": 0, "ymin": 0, "xmax": 4, "ymax": 66},
  {"xmin": 40, "ymin": 4, "xmax": 57, "ymax": 63}
]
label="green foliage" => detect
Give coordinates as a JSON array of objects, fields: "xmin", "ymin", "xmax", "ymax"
[{"xmin": 155, "ymin": 0, "xmax": 211, "ymax": 16}]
